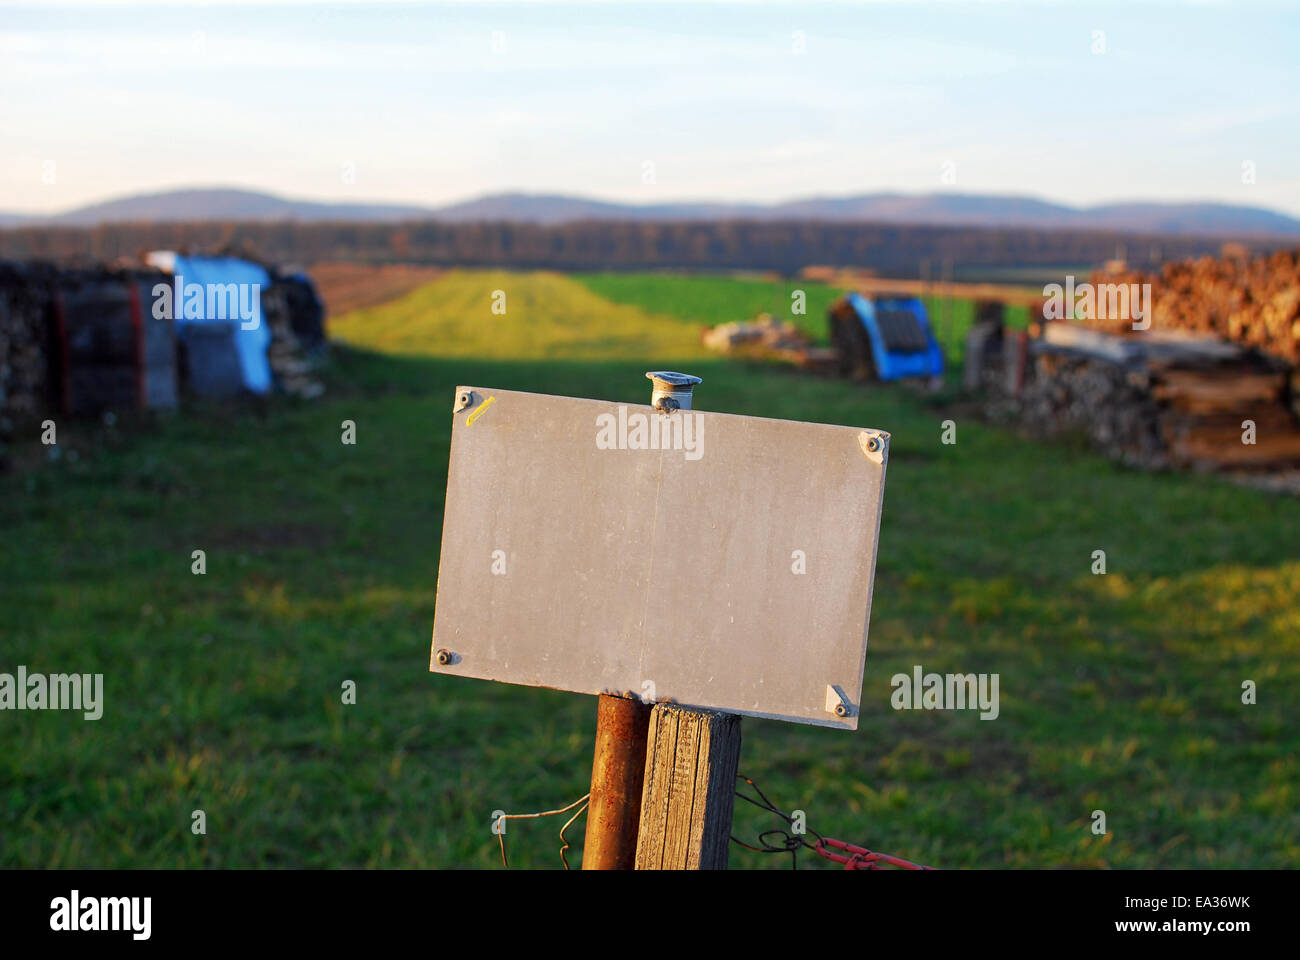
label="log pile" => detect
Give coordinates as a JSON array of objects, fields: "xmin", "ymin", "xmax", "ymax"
[
  {"xmin": 978, "ymin": 321, "xmax": 1300, "ymax": 472},
  {"xmin": 982, "ymin": 346, "xmax": 1166, "ymax": 467},
  {"xmin": 1087, "ymin": 248, "xmax": 1300, "ymax": 363},
  {"xmin": 262, "ymin": 283, "xmax": 325, "ymax": 399},
  {"xmin": 702, "ymin": 313, "xmax": 807, "ymax": 353},
  {"xmin": 1153, "ymin": 365, "xmax": 1300, "ymax": 467},
  {"xmin": 0, "ymin": 256, "xmax": 327, "ymax": 468},
  {"xmin": 702, "ymin": 314, "xmax": 839, "ymax": 374},
  {"xmin": 0, "ymin": 261, "xmax": 57, "ymax": 460}
]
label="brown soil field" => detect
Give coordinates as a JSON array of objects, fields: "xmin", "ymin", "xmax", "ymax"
[{"xmin": 309, "ymin": 262, "xmax": 445, "ymax": 317}]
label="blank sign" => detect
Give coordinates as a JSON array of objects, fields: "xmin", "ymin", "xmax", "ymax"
[{"xmin": 430, "ymin": 386, "xmax": 890, "ymax": 729}]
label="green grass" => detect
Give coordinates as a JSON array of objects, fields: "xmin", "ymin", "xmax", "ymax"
[
  {"xmin": 575, "ymin": 271, "xmax": 846, "ymax": 344},
  {"xmin": 331, "ymin": 268, "xmax": 710, "ymax": 361},
  {"xmin": 571, "ymin": 270, "xmax": 1031, "ymax": 370},
  {"xmin": 2, "ymin": 269, "xmax": 1296, "ymax": 868}
]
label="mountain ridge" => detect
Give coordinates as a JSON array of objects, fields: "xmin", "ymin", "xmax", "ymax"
[{"xmin": 2, "ymin": 186, "xmax": 1298, "ymax": 237}]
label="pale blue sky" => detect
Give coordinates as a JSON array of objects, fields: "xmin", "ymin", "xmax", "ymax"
[{"xmin": 2, "ymin": 0, "xmax": 1297, "ymax": 216}]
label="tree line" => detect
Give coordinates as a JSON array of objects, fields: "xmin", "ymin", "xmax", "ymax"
[{"xmin": 0, "ymin": 218, "xmax": 1264, "ymax": 275}]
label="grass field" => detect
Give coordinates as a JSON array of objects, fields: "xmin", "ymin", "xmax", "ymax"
[
  {"xmin": 330, "ymin": 269, "xmax": 709, "ymax": 361},
  {"xmin": 574, "ymin": 271, "xmax": 845, "ymax": 345},
  {"xmin": 2, "ymin": 269, "xmax": 1296, "ymax": 868},
  {"xmin": 572, "ymin": 270, "xmax": 1033, "ymax": 366}
]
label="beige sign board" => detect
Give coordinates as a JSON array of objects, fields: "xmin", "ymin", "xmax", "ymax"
[{"xmin": 430, "ymin": 386, "xmax": 889, "ymax": 729}]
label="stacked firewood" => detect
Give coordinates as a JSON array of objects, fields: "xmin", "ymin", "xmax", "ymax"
[
  {"xmin": 262, "ymin": 283, "xmax": 325, "ymax": 400},
  {"xmin": 702, "ymin": 313, "xmax": 838, "ymax": 373},
  {"xmin": 982, "ymin": 348, "xmax": 1168, "ymax": 468},
  {"xmin": 979, "ymin": 323, "xmax": 1300, "ymax": 471},
  {"xmin": 1, "ymin": 257, "xmax": 329, "ymax": 467},
  {"xmin": 702, "ymin": 313, "xmax": 808, "ymax": 353},
  {"xmin": 1152, "ymin": 365, "xmax": 1300, "ymax": 467},
  {"xmin": 1089, "ymin": 248, "xmax": 1300, "ymax": 363},
  {"xmin": 0, "ymin": 260, "xmax": 57, "ymax": 459}
]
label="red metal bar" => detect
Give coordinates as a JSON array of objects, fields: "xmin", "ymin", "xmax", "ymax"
[
  {"xmin": 815, "ymin": 836, "xmax": 933, "ymax": 870},
  {"xmin": 128, "ymin": 279, "xmax": 146, "ymax": 409}
]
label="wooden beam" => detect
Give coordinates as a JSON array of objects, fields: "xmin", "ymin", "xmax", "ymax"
[{"xmin": 635, "ymin": 704, "xmax": 742, "ymax": 870}]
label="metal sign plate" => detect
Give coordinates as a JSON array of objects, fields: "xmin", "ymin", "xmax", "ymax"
[{"xmin": 430, "ymin": 386, "xmax": 889, "ymax": 729}]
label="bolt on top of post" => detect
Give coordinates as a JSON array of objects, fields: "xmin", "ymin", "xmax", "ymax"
[{"xmin": 646, "ymin": 371, "xmax": 702, "ymax": 412}]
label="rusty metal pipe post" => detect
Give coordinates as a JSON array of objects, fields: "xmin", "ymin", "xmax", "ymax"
[{"xmin": 582, "ymin": 693, "xmax": 651, "ymax": 869}]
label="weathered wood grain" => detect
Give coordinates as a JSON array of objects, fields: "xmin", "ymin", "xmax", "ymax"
[{"xmin": 635, "ymin": 704, "xmax": 741, "ymax": 870}]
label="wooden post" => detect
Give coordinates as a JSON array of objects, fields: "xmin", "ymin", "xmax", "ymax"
[
  {"xmin": 581, "ymin": 694, "xmax": 650, "ymax": 870},
  {"xmin": 941, "ymin": 257, "xmax": 954, "ymax": 353},
  {"xmin": 633, "ymin": 373, "xmax": 743, "ymax": 870},
  {"xmin": 635, "ymin": 704, "xmax": 742, "ymax": 870}
]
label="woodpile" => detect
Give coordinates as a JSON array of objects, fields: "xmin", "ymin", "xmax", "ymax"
[
  {"xmin": 0, "ymin": 256, "xmax": 327, "ymax": 468},
  {"xmin": 977, "ymin": 321, "xmax": 1300, "ymax": 472},
  {"xmin": 702, "ymin": 314, "xmax": 839, "ymax": 374},
  {"xmin": 1153, "ymin": 364, "xmax": 1300, "ymax": 467},
  {"xmin": 0, "ymin": 260, "xmax": 57, "ymax": 461},
  {"xmin": 982, "ymin": 348, "xmax": 1165, "ymax": 467},
  {"xmin": 55, "ymin": 266, "xmax": 179, "ymax": 417},
  {"xmin": 262, "ymin": 282, "xmax": 325, "ymax": 399},
  {"xmin": 703, "ymin": 313, "xmax": 805, "ymax": 352},
  {"xmin": 1088, "ymin": 248, "xmax": 1300, "ymax": 363},
  {"xmin": 970, "ymin": 246, "xmax": 1300, "ymax": 480}
]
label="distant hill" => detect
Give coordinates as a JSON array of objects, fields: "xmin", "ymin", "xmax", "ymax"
[
  {"xmin": 427, "ymin": 192, "xmax": 758, "ymax": 223},
  {"xmin": 421, "ymin": 192, "xmax": 1300, "ymax": 236},
  {"xmin": 3, "ymin": 186, "xmax": 1298, "ymax": 237},
  {"xmin": 5, "ymin": 188, "xmax": 435, "ymax": 226}
]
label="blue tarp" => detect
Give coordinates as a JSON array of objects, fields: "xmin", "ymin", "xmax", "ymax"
[
  {"xmin": 846, "ymin": 293, "xmax": 945, "ymax": 381},
  {"xmin": 168, "ymin": 255, "xmax": 272, "ymax": 395}
]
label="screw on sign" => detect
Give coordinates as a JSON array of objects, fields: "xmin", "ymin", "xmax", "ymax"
[{"xmin": 430, "ymin": 371, "xmax": 892, "ymax": 868}]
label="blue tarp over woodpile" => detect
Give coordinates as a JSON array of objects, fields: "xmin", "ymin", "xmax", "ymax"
[{"xmin": 153, "ymin": 254, "xmax": 273, "ymax": 396}]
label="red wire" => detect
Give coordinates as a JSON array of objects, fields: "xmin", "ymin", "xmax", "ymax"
[{"xmin": 814, "ymin": 837, "xmax": 934, "ymax": 870}]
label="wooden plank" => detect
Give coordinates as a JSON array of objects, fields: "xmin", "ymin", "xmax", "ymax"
[
  {"xmin": 803, "ymin": 267, "xmax": 1048, "ymax": 308},
  {"xmin": 635, "ymin": 704, "xmax": 741, "ymax": 870},
  {"xmin": 1171, "ymin": 427, "xmax": 1300, "ymax": 467},
  {"xmin": 1152, "ymin": 369, "xmax": 1284, "ymax": 414}
]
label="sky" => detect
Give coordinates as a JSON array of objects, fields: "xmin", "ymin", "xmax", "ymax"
[{"xmin": 1, "ymin": 0, "xmax": 1298, "ymax": 217}]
